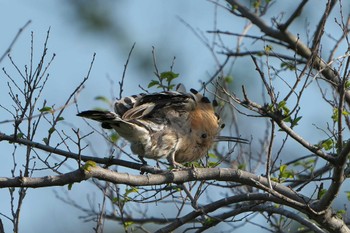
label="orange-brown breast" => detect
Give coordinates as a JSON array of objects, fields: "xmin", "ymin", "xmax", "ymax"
[{"xmin": 174, "ymin": 103, "xmax": 220, "ymax": 163}]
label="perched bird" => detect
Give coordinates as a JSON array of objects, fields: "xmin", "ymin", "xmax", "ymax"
[{"xmin": 77, "ymin": 86, "xmax": 247, "ymax": 167}]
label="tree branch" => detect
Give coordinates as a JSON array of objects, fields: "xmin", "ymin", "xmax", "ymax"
[
  {"xmin": 0, "ymin": 132, "xmax": 162, "ymax": 174},
  {"xmin": 278, "ymin": 0, "xmax": 309, "ymax": 31},
  {"xmin": 0, "ymin": 20, "xmax": 31, "ymax": 63},
  {"xmin": 198, "ymin": 204, "xmax": 327, "ymax": 233},
  {"xmin": 226, "ymin": 0, "xmax": 350, "ymax": 106},
  {"xmin": 0, "ymin": 169, "xmax": 88, "ymax": 188}
]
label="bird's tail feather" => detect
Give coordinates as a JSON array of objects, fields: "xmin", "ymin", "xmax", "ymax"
[
  {"xmin": 77, "ymin": 110, "xmax": 148, "ymax": 141},
  {"xmin": 77, "ymin": 110, "xmax": 118, "ymax": 121}
]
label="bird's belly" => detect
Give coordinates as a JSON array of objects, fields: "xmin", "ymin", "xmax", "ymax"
[
  {"xmin": 174, "ymin": 148, "xmax": 203, "ymax": 163},
  {"xmin": 130, "ymin": 129, "xmax": 178, "ymax": 160}
]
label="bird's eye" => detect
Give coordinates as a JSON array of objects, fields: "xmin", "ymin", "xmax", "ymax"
[{"xmin": 201, "ymin": 133, "xmax": 207, "ymax": 139}]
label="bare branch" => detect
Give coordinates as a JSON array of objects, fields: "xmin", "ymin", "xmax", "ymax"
[
  {"xmin": 118, "ymin": 43, "xmax": 136, "ymax": 99},
  {"xmin": 278, "ymin": 0, "xmax": 309, "ymax": 31},
  {"xmin": 0, "ymin": 20, "xmax": 31, "ymax": 63},
  {"xmin": 0, "ymin": 132, "xmax": 162, "ymax": 173}
]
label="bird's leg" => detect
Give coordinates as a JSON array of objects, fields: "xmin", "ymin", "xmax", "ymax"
[
  {"xmin": 167, "ymin": 152, "xmax": 185, "ymax": 169},
  {"xmin": 138, "ymin": 156, "xmax": 150, "ymax": 175},
  {"xmin": 138, "ymin": 155, "xmax": 148, "ymax": 165}
]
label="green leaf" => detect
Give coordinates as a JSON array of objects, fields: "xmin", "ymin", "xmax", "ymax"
[
  {"xmin": 317, "ymin": 189, "xmax": 327, "ymax": 199},
  {"xmin": 43, "ymin": 137, "xmax": 49, "ymax": 144},
  {"xmin": 48, "ymin": 127, "xmax": 55, "ymax": 134},
  {"xmin": 123, "ymin": 221, "xmax": 134, "ymax": 229},
  {"xmin": 253, "ymin": 1, "xmax": 260, "ymax": 9},
  {"xmin": 94, "ymin": 96, "xmax": 110, "ymax": 105},
  {"xmin": 68, "ymin": 183, "xmax": 73, "ymax": 190},
  {"xmin": 183, "ymin": 161, "xmax": 201, "ymax": 168},
  {"xmin": 203, "ymin": 217, "xmax": 216, "ymax": 226},
  {"xmin": 224, "ymin": 76, "xmax": 233, "ymax": 84},
  {"xmin": 208, "ymin": 153, "xmax": 218, "ymax": 159},
  {"xmin": 39, "ymin": 106, "xmax": 52, "ymax": 113},
  {"xmin": 16, "ymin": 133, "xmax": 24, "ymax": 139},
  {"xmin": 283, "ymin": 116, "xmax": 292, "ymax": 123},
  {"xmin": 277, "ymin": 100, "xmax": 286, "ymax": 109},
  {"xmin": 279, "ymin": 164, "xmax": 294, "ymax": 179},
  {"xmin": 332, "ymin": 108, "xmax": 339, "ymax": 122},
  {"xmin": 291, "ymin": 116, "xmax": 302, "ymax": 127},
  {"xmin": 148, "ymin": 80, "xmax": 159, "ymax": 88},
  {"xmin": 320, "ymin": 139, "xmax": 334, "ymax": 151},
  {"xmin": 231, "ymin": 4, "xmax": 238, "ymax": 11},
  {"xmin": 277, "ymin": 100, "xmax": 290, "ymax": 116},
  {"xmin": 281, "ymin": 62, "xmax": 296, "ymax": 71},
  {"xmin": 279, "ymin": 164, "xmax": 287, "ymax": 173},
  {"xmin": 267, "ymin": 103, "xmax": 275, "ymax": 112},
  {"xmin": 293, "ymin": 158, "xmax": 315, "ymax": 169},
  {"xmin": 345, "ymin": 191, "xmax": 350, "ymax": 201},
  {"xmin": 83, "ymin": 161, "xmax": 97, "ymax": 171},
  {"xmin": 332, "ymin": 108, "xmax": 350, "ymax": 122},
  {"xmin": 109, "ymin": 132, "xmax": 119, "ymax": 143},
  {"xmin": 346, "ymin": 80, "xmax": 350, "ymax": 89},
  {"xmin": 160, "ymin": 71, "xmax": 179, "ymax": 82},
  {"xmin": 93, "ymin": 107, "xmax": 109, "ymax": 112},
  {"xmin": 336, "ymin": 209, "xmax": 346, "ymax": 219},
  {"xmin": 208, "ymin": 162, "xmax": 218, "ymax": 168},
  {"xmin": 125, "ymin": 187, "xmax": 138, "ymax": 196},
  {"xmin": 271, "ymin": 177, "xmax": 279, "ymax": 182},
  {"xmin": 168, "ymin": 84, "xmax": 175, "ymax": 90},
  {"xmin": 282, "ymin": 171, "xmax": 294, "ymax": 179},
  {"xmin": 57, "ymin": 117, "xmax": 64, "ymax": 121},
  {"xmin": 264, "ymin": 45, "xmax": 273, "ymax": 53}
]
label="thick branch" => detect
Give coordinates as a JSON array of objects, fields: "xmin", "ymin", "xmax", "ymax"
[
  {"xmin": 0, "ymin": 169, "xmax": 88, "ymax": 188},
  {"xmin": 0, "ymin": 166, "xmax": 309, "ymax": 206},
  {"xmin": 315, "ymin": 141, "xmax": 350, "ymax": 211}
]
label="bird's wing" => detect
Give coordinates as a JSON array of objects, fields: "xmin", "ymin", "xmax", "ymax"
[{"xmin": 119, "ymin": 91, "xmax": 197, "ymax": 120}]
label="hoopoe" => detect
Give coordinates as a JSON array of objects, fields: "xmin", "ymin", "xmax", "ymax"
[{"xmin": 77, "ymin": 86, "xmax": 247, "ymax": 167}]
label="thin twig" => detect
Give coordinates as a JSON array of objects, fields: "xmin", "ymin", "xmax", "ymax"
[
  {"xmin": 119, "ymin": 43, "xmax": 136, "ymax": 99},
  {"xmin": 0, "ymin": 20, "xmax": 31, "ymax": 63}
]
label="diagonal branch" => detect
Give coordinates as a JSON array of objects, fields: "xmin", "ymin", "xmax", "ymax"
[
  {"xmin": 315, "ymin": 140, "xmax": 350, "ymax": 212},
  {"xmin": 278, "ymin": 0, "xmax": 309, "ymax": 31},
  {"xmin": 0, "ymin": 20, "xmax": 31, "ymax": 63}
]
